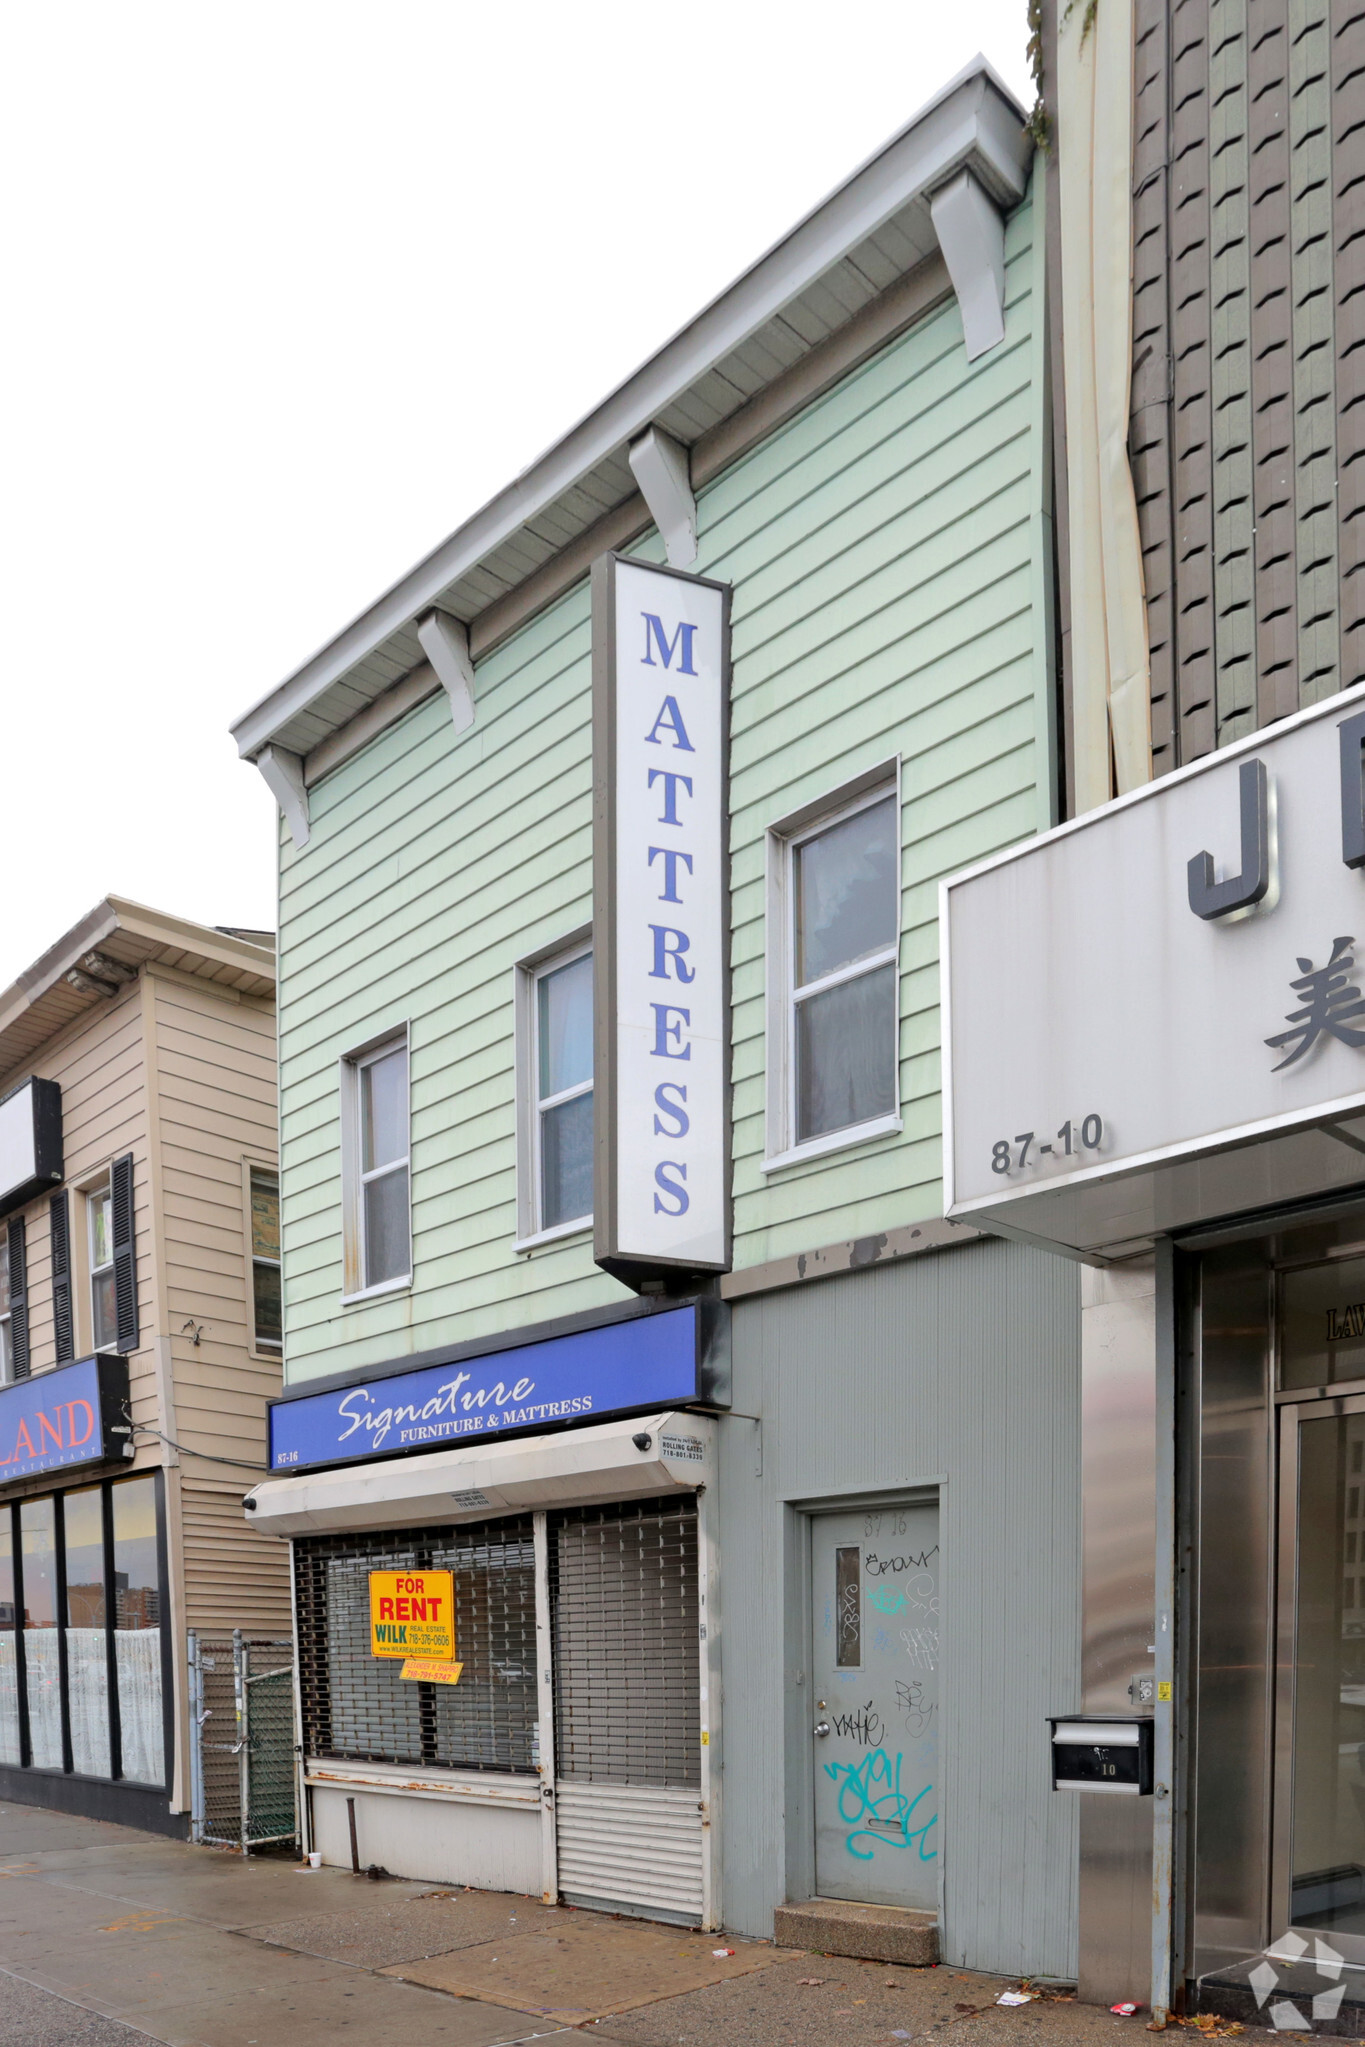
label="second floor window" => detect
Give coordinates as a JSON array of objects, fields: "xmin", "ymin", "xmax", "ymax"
[
  {"xmin": 534, "ymin": 948, "xmax": 593, "ymax": 1232},
  {"xmin": 345, "ymin": 1035, "xmax": 411, "ymax": 1294},
  {"xmin": 789, "ymin": 789, "xmax": 900, "ymax": 1147},
  {"xmin": 88, "ymin": 1185, "xmax": 117, "ymax": 1351},
  {"xmin": 0, "ymin": 1235, "xmax": 10, "ymax": 1383},
  {"xmin": 249, "ymin": 1166, "xmax": 282, "ymax": 1353}
]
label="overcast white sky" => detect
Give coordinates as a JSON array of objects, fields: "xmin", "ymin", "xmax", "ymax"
[{"xmin": 0, "ymin": 1, "xmax": 1030, "ymax": 987}]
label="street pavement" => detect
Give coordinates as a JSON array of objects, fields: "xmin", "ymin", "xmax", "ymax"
[{"xmin": 0, "ymin": 1803, "xmax": 1244, "ymax": 2046}]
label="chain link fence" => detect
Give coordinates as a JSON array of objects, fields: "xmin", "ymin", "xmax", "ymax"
[{"xmin": 188, "ymin": 1632, "xmax": 298, "ymax": 1852}]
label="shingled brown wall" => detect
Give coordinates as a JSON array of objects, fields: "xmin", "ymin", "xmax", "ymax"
[{"xmin": 1048, "ymin": 0, "xmax": 1365, "ymax": 788}]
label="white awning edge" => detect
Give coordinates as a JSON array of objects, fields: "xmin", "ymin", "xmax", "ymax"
[{"xmin": 243, "ymin": 1410, "xmax": 714, "ymax": 1537}]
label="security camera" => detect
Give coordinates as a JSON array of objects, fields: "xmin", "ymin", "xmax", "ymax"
[{"xmin": 632, "ymin": 1432, "xmax": 653, "ymax": 1453}]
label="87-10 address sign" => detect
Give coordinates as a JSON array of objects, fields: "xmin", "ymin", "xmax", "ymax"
[{"xmin": 991, "ymin": 1116, "xmax": 1105, "ymax": 1176}]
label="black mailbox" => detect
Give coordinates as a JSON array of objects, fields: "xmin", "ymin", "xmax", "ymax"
[{"xmin": 1049, "ymin": 1716, "xmax": 1154, "ymax": 1795}]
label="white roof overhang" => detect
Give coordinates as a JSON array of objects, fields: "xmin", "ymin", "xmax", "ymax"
[{"xmin": 230, "ymin": 59, "xmax": 1029, "ymax": 768}]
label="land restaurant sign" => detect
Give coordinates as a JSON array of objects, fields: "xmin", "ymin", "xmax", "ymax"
[
  {"xmin": 941, "ymin": 686, "xmax": 1365, "ymax": 1238},
  {"xmin": 592, "ymin": 555, "xmax": 729, "ymax": 1280},
  {"xmin": 0, "ymin": 1354, "xmax": 129, "ymax": 1482}
]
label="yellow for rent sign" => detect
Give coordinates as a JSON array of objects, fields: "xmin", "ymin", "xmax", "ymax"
[{"xmin": 368, "ymin": 1570, "xmax": 455, "ymax": 1660}]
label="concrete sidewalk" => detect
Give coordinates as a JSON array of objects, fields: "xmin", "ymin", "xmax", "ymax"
[{"xmin": 0, "ymin": 1805, "xmax": 1234, "ymax": 2047}]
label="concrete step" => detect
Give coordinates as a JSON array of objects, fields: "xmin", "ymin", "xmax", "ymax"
[{"xmin": 774, "ymin": 1897, "xmax": 939, "ymax": 1966}]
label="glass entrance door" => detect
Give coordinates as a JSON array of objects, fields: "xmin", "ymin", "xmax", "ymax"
[{"xmin": 1276, "ymin": 1393, "xmax": 1365, "ymax": 1948}]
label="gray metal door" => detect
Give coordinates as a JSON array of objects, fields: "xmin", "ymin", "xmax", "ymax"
[{"xmin": 811, "ymin": 1500, "xmax": 939, "ymax": 1907}]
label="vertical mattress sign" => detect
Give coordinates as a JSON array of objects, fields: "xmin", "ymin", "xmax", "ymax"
[{"xmin": 593, "ymin": 554, "xmax": 730, "ymax": 1277}]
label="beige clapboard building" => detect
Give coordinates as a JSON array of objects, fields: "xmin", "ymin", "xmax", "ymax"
[{"xmin": 0, "ymin": 898, "xmax": 287, "ymax": 1831}]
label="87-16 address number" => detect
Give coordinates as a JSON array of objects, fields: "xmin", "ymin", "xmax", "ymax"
[{"xmin": 991, "ymin": 1116, "xmax": 1104, "ymax": 1175}]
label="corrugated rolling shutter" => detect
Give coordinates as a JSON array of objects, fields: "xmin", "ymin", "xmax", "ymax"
[
  {"xmin": 555, "ymin": 1781, "xmax": 705, "ymax": 1922},
  {"xmin": 295, "ymin": 1517, "xmax": 537, "ymax": 1773},
  {"xmin": 550, "ymin": 1497, "xmax": 703, "ymax": 1923}
]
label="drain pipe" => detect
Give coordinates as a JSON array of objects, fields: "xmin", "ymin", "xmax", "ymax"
[{"xmin": 347, "ymin": 1795, "xmax": 360, "ymax": 1875}]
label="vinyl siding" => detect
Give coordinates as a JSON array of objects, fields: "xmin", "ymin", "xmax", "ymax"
[
  {"xmin": 276, "ymin": 189, "xmax": 1047, "ymax": 1378},
  {"xmin": 180, "ymin": 1478, "xmax": 292, "ymax": 1633},
  {"xmin": 148, "ymin": 967, "xmax": 282, "ymax": 1474}
]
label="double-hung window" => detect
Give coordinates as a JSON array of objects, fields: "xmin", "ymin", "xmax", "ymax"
[
  {"xmin": 768, "ymin": 779, "xmax": 901, "ymax": 1164},
  {"xmin": 344, "ymin": 1034, "xmax": 411, "ymax": 1296},
  {"xmin": 248, "ymin": 1166, "xmax": 282, "ymax": 1353},
  {"xmin": 88, "ymin": 1184, "xmax": 117, "ymax": 1351},
  {"xmin": 0, "ymin": 1235, "xmax": 11, "ymax": 1383},
  {"xmin": 518, "ymin": 942, "xmax": 593, "ymax": 1242}
]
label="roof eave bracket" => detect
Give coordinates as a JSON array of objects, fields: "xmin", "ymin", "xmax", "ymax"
[
  {"xmin": 255, "ymin": 744, "xmax": 311, "ymax": 850},
  {"xmin": 416, "ymin": 611, "xmax": 476, "ymax": 735},
  {"xmin": 929, "ymin": 168, "xmax": 1006, "ymax": 361},
  {"xmin": 628, "ymin": 425, "xmax": 698, "ymax": 570}
]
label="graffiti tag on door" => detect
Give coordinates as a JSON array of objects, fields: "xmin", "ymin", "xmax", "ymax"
[{"xmin": 823, "ymin": 1746, "xmax": 937, "ymax": 1863}]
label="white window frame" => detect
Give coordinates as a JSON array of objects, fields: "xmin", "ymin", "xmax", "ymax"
[
  {"xmin": 340, "ymin": 1027, "xmax": 412, "ymax": 1303},
  {"xmin": 86, "ymin": 1176, "xmax": 118, "ymax": 1353},
  {"xmin": 514, "ymin": 929, "xmax": 593, "ymax": 1252},
  {"xmin": 763, "ymin": 762, "xmax": 903, "ymax": 1172},
  {"xmin": 243, "ymin": 1158, "xmax": 282, "ymax": 1358},
  {"xmin": 0, "ymin": 1230, "xmax": 12, "ymax": 1385}
]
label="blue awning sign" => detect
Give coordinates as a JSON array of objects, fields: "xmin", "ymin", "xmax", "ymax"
[{"xmin": 268, "ymin": 1303, "xmax": 719, "ymax": 1475}]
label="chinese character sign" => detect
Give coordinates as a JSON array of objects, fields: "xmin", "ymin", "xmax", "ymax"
[
  {"xmin": 1265, "ymin": 936, "xmax": 1365, "ymax": 1070},
  {"xmin": 593, "ymin": 556, "xmax": 729, "ymax": 1275}
]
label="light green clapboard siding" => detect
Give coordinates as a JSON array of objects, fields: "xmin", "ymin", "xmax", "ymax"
[{"xmin": 276, "ymin": 177, "xmax": 1048, "ymax": 1382}]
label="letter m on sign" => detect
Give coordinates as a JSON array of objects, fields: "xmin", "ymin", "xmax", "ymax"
[{"xmin": 641, "ymin": 613, "xmax": 697, "ymax": 675}]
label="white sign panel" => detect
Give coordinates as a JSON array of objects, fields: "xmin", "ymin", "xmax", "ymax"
[
  {"xmin": 0, "ymin": 1077, "xmax": 62, "ymax": 1220},
  {"xmin": 942, "ymin": 685, "xmax": 1365, "ymax": 1241},
  {"xmin": 593, "ymin": 555, "xmax": 729, "ymax": 1275},
  {"xmin": 0, "ymin": 1090, "xmax": 38, "ymax": 1200}
]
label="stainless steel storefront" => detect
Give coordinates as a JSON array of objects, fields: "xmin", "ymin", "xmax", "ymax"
[
  {"xmin": 941, "ymin": 683, "xmax": 1365, "ymax": 2016},
  {"xmin": 1183, "ymin": 1206, "xmax": 1365, "ymax": 1979}
]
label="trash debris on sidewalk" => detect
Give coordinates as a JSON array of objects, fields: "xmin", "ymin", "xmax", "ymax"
[
  {"xmin": 712, "ymin": 1945, "xmax": 735, "ymax": 1956},
  {"xmin": 1112, "ymin": 2001, "xmax": 1142, "ymax": 2015},
  {"xmin": 999, "ymin": 1990, "xmax": 1036, "ymax": 2005}
]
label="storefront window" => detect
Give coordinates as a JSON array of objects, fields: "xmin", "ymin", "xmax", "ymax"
[
  {"xmin": 112, "ymin": 1477, "xmax": 163, "ymax": 1785},
  {"xmin": 0, "ymin": 1476, "xmax": 166, "ymax": 1784},
  {"xmin": 298, "ymin": 1518, "xmax": 537, "ymax": 1774},
  {"xmin": 63, "ymin": 1486, "xmax": 109, "ymax": 1777},
  {"xmin": 21, "ymin": 1498, "xmax": 61, "ymax": 1768},
  {"xmin": 0, "ymin": 1514, "xmax": 17, "ymax": 1765}
]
